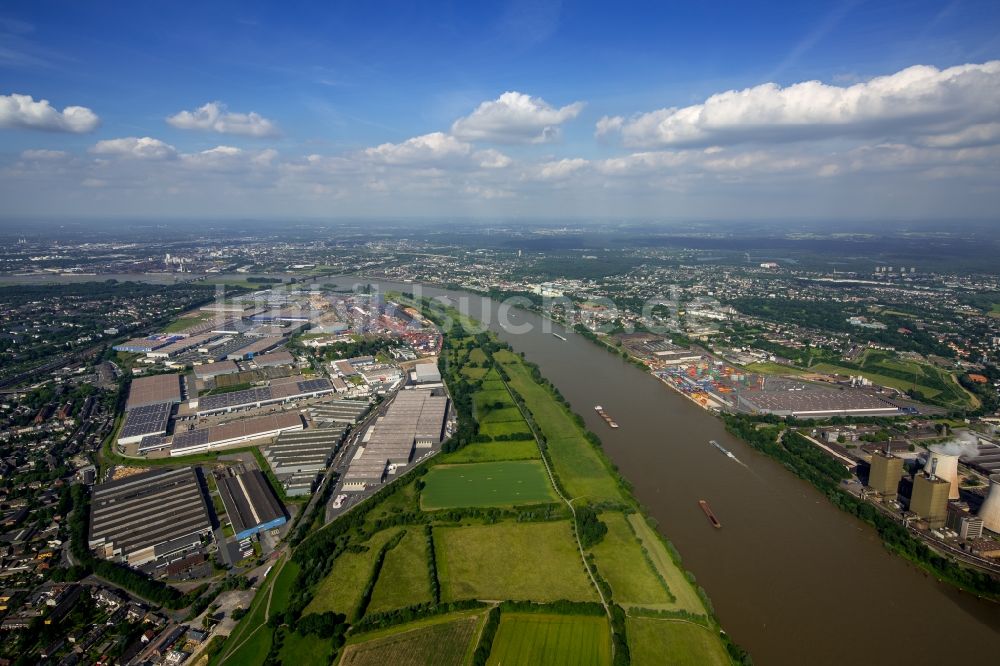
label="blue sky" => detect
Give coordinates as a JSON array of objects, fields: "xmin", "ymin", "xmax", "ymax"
[{"xmin": 2, "ymin": 0, "xmax": 999, "ymax": 220}]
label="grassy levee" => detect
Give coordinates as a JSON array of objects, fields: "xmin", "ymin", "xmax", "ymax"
[
  {"xmin": 486, "ymin": 613, "xmax": 612, "ymax": 666},
  {"xmin": 420, "ymin": 460, "xmax": 557, "ymax": 510},
  {"xmin": 589, "ymin": 512, "xmax": 675, "ymax": 608},
  {"xmin": 626, "ymin": 514, "xmax": 708, "ymax": 616},
  {"xmin": 367, "ymin": 529, "xmax": 434, "ymax": 614},
  {"xmin": 435, "ymin": 521, "xmax": 598, "ymax": 603},
  {"xmin": 628, "ymin": 617, "xmax": 730, "ymax": 666},
  {"xmin": 493, "ymin": 349, "xmax": 624, "ymax": 503}
]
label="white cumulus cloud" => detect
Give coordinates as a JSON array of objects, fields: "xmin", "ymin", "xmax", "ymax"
[
  {"xmin": 537, "ymin": 158, "xmax": 589, "ymax": 180},
  {"xmin": 90, "ymin": 137, "xmax": 177, "ymax": 160},
  {"xmin": 0, "ymin": 93, "xmax": 99, "ymax": 133},
  {"xmin": 167, "ymin": 101, "xmax": 279, "ymax": 137},
  {"xmin": 604, "ymin": 61, "xmax": 1000, "ymax": 148},
  {"xmin": 363, "ymin": 132, "xmax": 471, "ymax": 164},
  {"xmin": 451, "ymin": 91, "xmax": 584, "ymax": 143}
]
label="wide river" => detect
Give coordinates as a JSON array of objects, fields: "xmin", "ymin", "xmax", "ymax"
[
  {"xmin": 324, "ymin": 277, "xmax": 1000, "ymax": 665},
  {"xmin": 15, "ymin": 272, "xmax": 998, "ymax": 663}
]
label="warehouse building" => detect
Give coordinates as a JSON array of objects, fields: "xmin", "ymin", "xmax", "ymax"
[
  {"xmin": 170, "ymin": 412, "xmax": 303, "ymax": 456},
  {"xmin": 226, "ymin": 336, "xmax": 283, "ymax": 360},
  {"xmin": 117, "ymin": 402, "xmax": 173, "ymax": 446},
  {"xmin": 217, "ymin": 470, "xmax": 287, "ymax": 540},
  {"xmin": 309, "ymin": 399, "xmax": 369, "ymax": 424},
  {"xmin": 264, "ymin": 426, "xmax": 345, "ymax": 474},
  {"xmin": 191, "ymin": 377, "xmax": 336, "ymax": 416},
  {"xmin": 125, "ymin": 374, "xmax": 183, "ymax": 411},
  {"xmin": 193, "ymin": 360, "xmax": 241, "ymax": 380},
  {"xmin": 412, "ymin": 362, "xmax": 442, "ymax": 384},
  {"xmin": 342, "ymin": 390, "xmax": 448, "ymax": 491},
  {"xmin": 88, "ymin": 467, "xmax": 212, "ymax": 567},
  {"xmin": 737, "ymin": 388, "xmax": 903, "ymax": 418},
  {"xmin": 263, "ymin": 426, "xmax": 345, "ymax": 496},
  {"xmin": 253, "ymin": 351, "xmax": 295, "ymax": 368},
  {"xmin": 113, "ymin": 336, "xmax": 177, "ymax": 354}
]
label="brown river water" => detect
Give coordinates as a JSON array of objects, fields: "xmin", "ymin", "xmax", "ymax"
[{"xmin": 320, "ymin": 277, "xmax": 1000, "ymax": 665}]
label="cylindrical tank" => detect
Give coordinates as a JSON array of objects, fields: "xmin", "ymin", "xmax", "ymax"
[
  {"xmin": 923, "ymin": 447, "xmax": 960, "ymax": 500},
  {"xmin": 979, "ymin": 474, "xmax": 1000, "ymax": 534}
]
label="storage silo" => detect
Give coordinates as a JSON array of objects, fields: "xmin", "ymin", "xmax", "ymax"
[
  {"xmin": 923, "ymin": 446, "xmax": 960, "ymax": 500},
  {"xmin": 978, "ymin": 474, "xmax": 1000, "ymax": 534}
]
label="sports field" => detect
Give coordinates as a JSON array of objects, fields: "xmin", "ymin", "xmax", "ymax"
[
  {"xmin": 486, "ymin": 613, "xmax": 611, "ymax": 666},
  {"xmin": 590, "ymin": 512, "xmax": 674, "ymax": 607},
  {"xmin": 367, "ymin": 529, "xmax": 433, "ymax": 614},
  {"xmin": 435, "ymin": 521, "xmax": 596, "ymax": 602},
  {"xmin": 339, "ymin": 613, "xmax": 483, "ymax": 666},
  {"xmin": 627, "ymin": 617, "xmax": 730, "ymax": 666},
  {"xmin": 421, "ymin": 460, "xmax": 556, "ymax": 509}
]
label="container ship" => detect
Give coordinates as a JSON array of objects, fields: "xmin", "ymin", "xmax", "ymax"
[
  {"xmin": 594, "ymin": 405, "xmax": 619, "ymax": 428},
  {"xmin": 699, "ymin": 500, "xmax": 721, "ymax": 528}
]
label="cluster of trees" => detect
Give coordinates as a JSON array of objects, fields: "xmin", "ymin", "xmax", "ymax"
[
  {"xmin": 472, "ymin": 607, "xmax": 500, "ymax": 666},
  {"xmin": 321, "ymin": 337, "xmax": 393, "ymax": 361},
  {"xmin": 574, "ymin": 506, "xmax": 608, "ymax": 549},
  {"xmin": 424, "ymin": 524, "xmax": 440, "ymax": 604}
]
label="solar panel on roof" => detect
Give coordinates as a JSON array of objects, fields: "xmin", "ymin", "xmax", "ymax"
[{"xmin": 120, "ymin": 402, "xmax": 172, "ymax": 439}]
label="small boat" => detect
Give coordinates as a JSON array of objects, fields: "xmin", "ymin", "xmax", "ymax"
[
  {"xmin": 699, "ymin": 500, "xmax": 721, "ymax": 528},
  {"xmin": 594, "ymin": 405, "xmax": 619, "ymax": 428},
  {"xmin": 552, "ymin": 332, "xmax": 567, "ymax": 341}
]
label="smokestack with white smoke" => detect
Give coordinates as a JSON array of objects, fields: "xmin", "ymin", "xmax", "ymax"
[{"xmin": 932, "ymin": 430, "xmax": 980, "ymax": 460}]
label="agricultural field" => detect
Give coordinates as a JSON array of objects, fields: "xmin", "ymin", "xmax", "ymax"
[
  {"xmin": 420, "ymin": 461, "xmax": 557, "ymax": 510},
  {"xmin": 589, "ymin": 512, "xmax": 674, "ymax": 607},
  {"xmin": 494, "ymin": 350, "xmax": 624, "ymax": 503},
  {"xmin": 305, "ymin": 528, "xmax": 402, "ymax": 619},
  {"xmin": 479, "ymin": 420, "xmax": 533, "ymax": 438},
  {"xmin": 627, "ymin": 514, "xmax": 707, "ymax": 615},
  {"xmin": 339, "ymin": 611, "xmax": 484, "ymax": 666},
  {"xmin": 627, "ymin": 617, "xmax": 730, "ymax": 666},
  {"xmin": 743, "ymin": 362, "xmax": 812, "ymax": 376},
  {"xmin": 486, "ymin": 613, "xmax": 611, "ymax": 666},
  {"xmin": 435, "ymin": 521, "xmax": 596, "ymax": 602},
  {"xmin": 441, "ymin": 439, "xmax": 540, "ymax": 463},
  {"xmin": 367, "ymin": 529, "xmax": 434, "ymax": 614},
  {"xmin": 277, "ymin": 631, "xmax": 332, "ymax": 666}
]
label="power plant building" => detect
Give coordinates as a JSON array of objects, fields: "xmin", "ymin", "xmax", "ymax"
[
  {"xmin": 88, "ymin": 467, "xmax": 212, "ymax": 567},
  {"xmin": 910, "ymin": 472, "xmax": 950, "ymax": 528},
  {"xmin": 978, "ymin": 474, "xmax": 1000, "ymax": 534},
  {"xmin": 923, "ymin": 446, "xmax": 961, "ymax": 500},
  {"xmin": 868, "ymin": 451, "xmax": 904, "ymax": 499}
]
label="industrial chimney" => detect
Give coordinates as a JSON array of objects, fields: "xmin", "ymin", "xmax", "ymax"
[
  {"xmin": 979, "ymin": 474, "xmax": 1000, "ymax": 534},
  {"xmin": 923, "ymin": 446, "xmax": 960, "ymax": 500}
]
